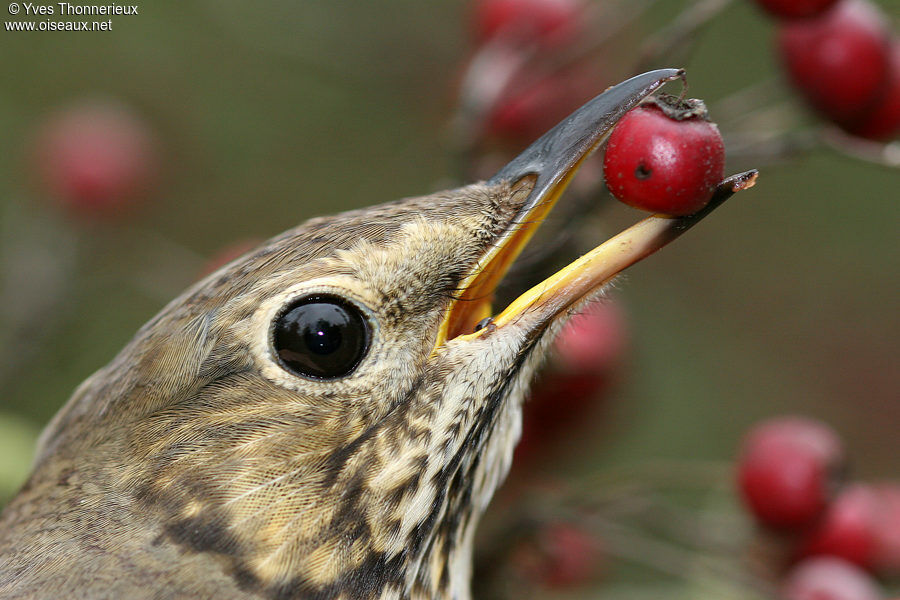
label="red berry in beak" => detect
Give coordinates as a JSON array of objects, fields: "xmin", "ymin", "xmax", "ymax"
[{"xmin": 603, "ymin": 96, "xmax": 725, "ymax": 216}]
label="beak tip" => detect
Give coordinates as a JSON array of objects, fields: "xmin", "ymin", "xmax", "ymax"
[
  {"xmin": 489, "ymin": 68, "xmax": 686, "ymax": 191},
  {"xmin": 726, "ymin": 169, "xmax": 759, "ymax": 193},
  {"xmin": 674, "ymin": 169, "xmax": 760, "ymax": 226}
]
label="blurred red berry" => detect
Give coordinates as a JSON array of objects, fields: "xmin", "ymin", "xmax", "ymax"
[
  {"xmin": 799, "ymin": 484, "xmax": 884, "ymax": 569},
  {"xmin": 32, "ymin": 100, "xmax": 159, "ymax": 217},
  {"xmin": 485, "ymin": 67, "xmax": 600, "ymax": 146},
  {"xmin": 553, "ymin": 301, "xmax": 627, "ymax": 373},
  {"xmin": 514, "ymin": 301, "xmax": 626, "ymax": 462},
  {"xmin": 782, "ymin": 557, "xmax": 883, "ymax": 600},
  {"xmin": 472, "ymin": 0, "xmax": 584, "ymax": 47},
  {"xmin": 777, "ymin": 0, "xmax": 892, "ymax": 125},
  {"xmin": 737, "ymin": 416, "xmax": 844, "ymax": 530},
  {"xmin": 871, "ymin": 484, "xmax": 900, "ymax": 574},
  {"xmin": 512, "ymin": 523, "xmax": 603, "ymax": 588},
  {"xmin": 198, "ymin": 239, "xmax": 261, "ymax": 279},
  {"xmin": 603, "ymin": 96, "xmax": 725, "ymax": 216},
  {"xmin": 845, "ymin": 41, "xmax": 900, "ymax": 140},
  {"xmin": 753, "ymin": 0, "xmax": 840, "ymax": 20},
  {"xmin": 514, "ymin": 370, "xmax": 608, "ymax": 462}
]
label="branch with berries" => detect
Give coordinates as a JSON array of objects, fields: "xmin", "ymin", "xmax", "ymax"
[{"xmin": 452, "ymin": 1, "xmax": 898, "ymax": 599}]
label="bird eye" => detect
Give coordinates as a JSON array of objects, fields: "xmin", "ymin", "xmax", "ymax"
[{"xmin": 272, "ymin": 296, "xmax": 370, "ymax": 380}]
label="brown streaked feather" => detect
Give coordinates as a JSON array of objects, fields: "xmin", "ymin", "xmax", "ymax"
[{"xmin": 0, "ymin": 181, "xmax": 551, "ymax": 600}]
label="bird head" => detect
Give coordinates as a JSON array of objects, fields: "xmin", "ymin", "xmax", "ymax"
[{"xmin": 28, "ymin": 69, "xmax": 753, "ymax": 599}]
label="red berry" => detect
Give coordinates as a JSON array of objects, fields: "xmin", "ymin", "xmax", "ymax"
[
  {"xmin": 782, "ymin": 557, "xmax": 882, "ymax": 600},
  {"xmin": 602, "ymin": 96, "xmax": 725, "ymax": 216},
  {"xmin": 737, "ymin": 417, "xmax": 844, "ymax": 530},
  {"xmin": 872, "ymin": 484, "xmax": 900, "ymax": 574},
  {"xmin": 753, "ymin": 0, "xmax": 839, "ymax": 20},
  {"xmin": 514, "ymin": 302, "xmax": 625, "ymax": 462},
  {"xmin": 845, "ymin": 41, "xmax": 900, "ymax": 140},
  {"xmin": 32, "ymin": 100, "xmax": 159, "ymax": 217},
  {"xmin": 777, "ymin": 0, "xmax": 892, "ymax": 125},
  {"xmin": 511, "ymin": 523, "xmax": 603, "ymax": 588},
  {"xmin": 486, "ymin": 67, "xmax": 599, "ymax": 146},
  {"xmin": 798, "ymin": 485, "xmax": 884, "ymax": 569},
  {"xmin": 514, "ymin": 370, "xmax": 608, "ymax": 463},
  {"xmin": 553, "ymin": 301, "xmax": 627, "ymax": 373},
  {"xmin": 472, "ymin": 0, "xmax": 584, "ymax": 47}
]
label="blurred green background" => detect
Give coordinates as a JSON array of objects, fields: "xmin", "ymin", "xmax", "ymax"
[{"xmin": 0, "ymin": 0, "xmax": 897, "ymax": 584}]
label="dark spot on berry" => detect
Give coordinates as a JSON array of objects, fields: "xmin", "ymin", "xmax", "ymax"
[{"xmin": 603, "ymin": 102, "xmax": 724, "ymax": 215}]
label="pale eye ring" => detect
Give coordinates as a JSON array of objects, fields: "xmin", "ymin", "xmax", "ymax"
[{"xmin": 271, "ymin": 295, "xmax": 371, "ymax": 380}]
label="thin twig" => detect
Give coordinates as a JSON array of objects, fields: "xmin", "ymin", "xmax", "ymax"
[
  {"xmin": 819, "ymin": 127, "xmax": 900, "ymax": 169},
  {"xmin": 636, "ymin": 0, "xmax": 737, "ymax": 72},
  {"xmin": 592, "ymin": 517, "xmax": 777, "ymax": 599},
  {"xmin": 712, "ymin": 77, "xmax": 783, "ymax": 126}
]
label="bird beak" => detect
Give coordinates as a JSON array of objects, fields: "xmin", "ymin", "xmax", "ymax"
[{"xmin": 435, "ymin": 68, "xmax": 757, "ymax": 348}]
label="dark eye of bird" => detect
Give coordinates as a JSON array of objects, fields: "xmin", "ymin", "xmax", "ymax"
[{"xmin": 272, "ymin": 296, "xmax": 370, "ymax": 380}]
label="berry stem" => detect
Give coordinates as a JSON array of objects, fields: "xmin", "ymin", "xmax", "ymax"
[
  {"xmin": 572, "ymin": 457, "xmax": 734, "ymax": 491},
  {"xmin": 538, "ymin": 0, "xmax": 660, "ymax": 74},
  {"xmin": 725, "ymin": 127, "xmax": 900, "ymax": 170},
  {"xmin": 623, "ymin": 489, "xmax": 748, "ymax": 552},
  {"xmin": 819, "ymin": 127, "xmax": 900, "ymax": 169},
  {"xmin": 711, "ymin": 77, "xmax": 783, "ymax": 127},
  {"xmin": 590, "ymin": 516, "xmax": 778, "ymax": 598},
  {"xmin": 0, "ymin": 203, "xmax": 77, "ymax": 391},
  {"xmin": 635, "ymin": 0, "xmax": 736, "ymax": 72},
  {"xmin": 724, "ymin": 130, "xmax": 819, "ymax": 165}
]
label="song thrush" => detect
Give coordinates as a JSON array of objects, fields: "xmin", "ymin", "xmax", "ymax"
[{"xmin": 0, "ymin": 69, "xmax": 754, "ymax": 599}]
